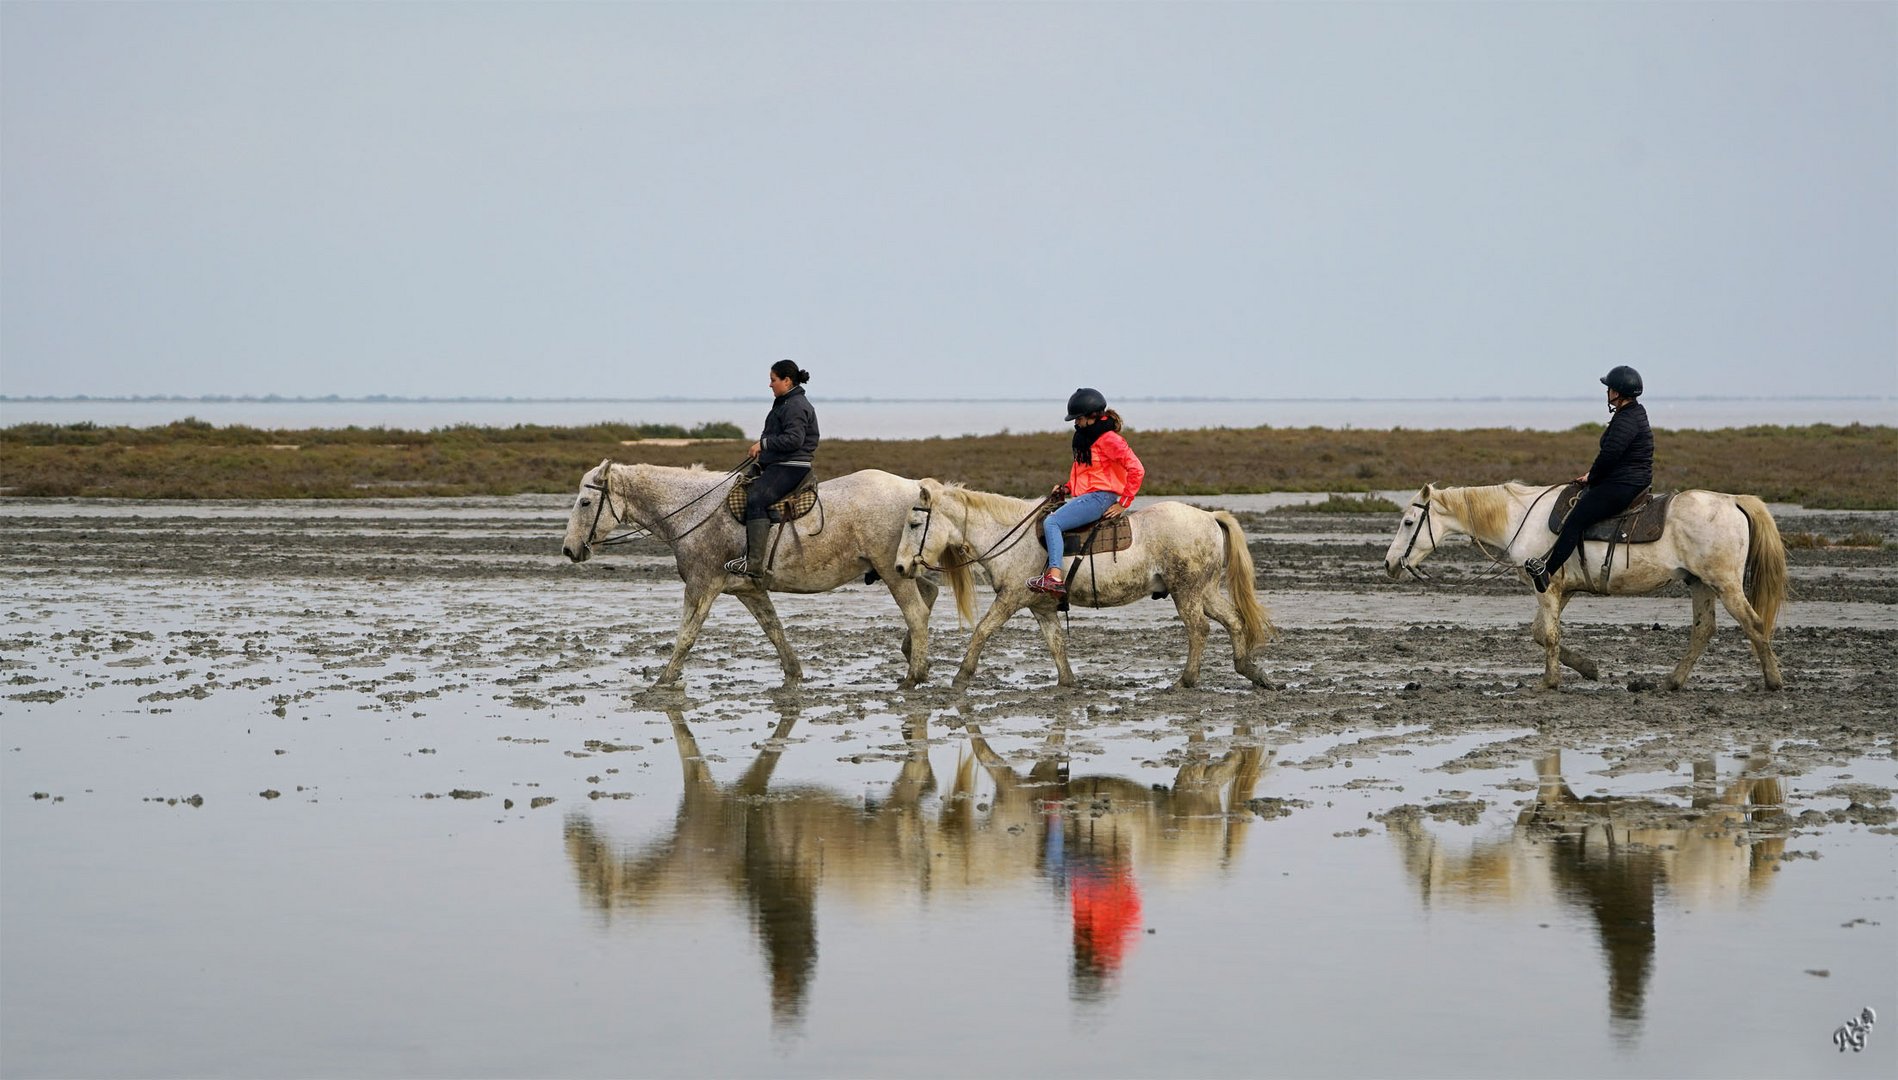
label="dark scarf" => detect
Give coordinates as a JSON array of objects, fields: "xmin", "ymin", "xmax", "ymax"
[{"xmin": 1072, "ymin": 421, "xmax": 1111, "ymax": 465}]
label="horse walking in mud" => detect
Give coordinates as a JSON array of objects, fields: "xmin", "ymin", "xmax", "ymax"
[
  {"xmin": 1383, "ymin": 482, "xmax": 1786, "ymax": 690},
  {"xmin": 562, "ymin": 460, "xmax": 940, "ymax": 689},
  {"xmin": 893, "ymin": 479, "xmax": 1276, "ymax": 689}
]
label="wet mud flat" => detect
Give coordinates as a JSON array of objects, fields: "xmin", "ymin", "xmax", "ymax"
[{"xmin": 2, "ymin": 496, "xmax": 1894, "ymax": 1079}]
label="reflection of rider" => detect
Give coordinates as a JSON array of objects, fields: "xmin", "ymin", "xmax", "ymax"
[
  {"xmin": 727, "ymin": 359, "xmax": 819, "ymax": 580},
  {"xmin": 1526, "ymin": 366, "xmax": 1653, "ymax": 592},
  {"xmin": 1028, "ymin": 388, "xmax": 1146, "ymax": 597},
  {"xmin": 1041, "ymin": 791, "xmax": 1143, "ymax": 1001}
]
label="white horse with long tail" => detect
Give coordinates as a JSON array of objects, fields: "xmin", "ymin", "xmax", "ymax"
[
  {"xmin": 562, "ymin": 460, "xmax": 940, "ymax": 689},
  {"xmin": 892, "ymin": 479, "xmax": 1276, "ymax": 689},
  {"xmin": 1383, "ymin": 482, "xmax": 1786, "ymax": 690}
]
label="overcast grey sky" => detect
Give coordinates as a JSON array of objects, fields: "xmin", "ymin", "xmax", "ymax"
[{"xmin": 2, "ymin": 1, "xmax": 1893, "ymax": 402}]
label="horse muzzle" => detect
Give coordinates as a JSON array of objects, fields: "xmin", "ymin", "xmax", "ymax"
[{"xmin": 563, "ymin": 543, "xmax": 591, "ymax": 564}]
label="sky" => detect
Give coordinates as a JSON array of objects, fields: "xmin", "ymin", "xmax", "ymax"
[{"xmin": 2, "ymin": 1, "xmax": 1893, "ymax": 403}]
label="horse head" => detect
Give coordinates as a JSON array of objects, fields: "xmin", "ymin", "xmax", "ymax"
[
  {"xmin": 562, "ymin": 458, "xmax": 620, "ymax": 563},
  {"xmin": 1384, "ymin": 482, "xmax": 1442, "ymax": 579},
  {"xmin": 893, "ymin": 478, "xmax": 948, "ymax": 579}
]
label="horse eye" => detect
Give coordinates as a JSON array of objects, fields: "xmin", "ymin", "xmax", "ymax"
[{"xmin": 580, "ymin": 498, "xmax": 591, "ymax": 507}]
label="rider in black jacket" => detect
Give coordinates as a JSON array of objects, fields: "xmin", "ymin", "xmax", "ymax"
[
  {"xmin": 726, "ymin": 360, "xmax": 819, "ymax": 579},
  {"xmin": 1525, "ymin": 366, "xmax": 1653, "ymax": 592}
]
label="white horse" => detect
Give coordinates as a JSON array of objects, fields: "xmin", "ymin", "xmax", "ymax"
[
  {"xmin": 1383, "ymin": 482, "xmax": 1786, "ymax": 690},
  {"xmin": 562, "ymin": 460, "xmax": 940, "ymax": 689},
  {"xmin": 892, "ymin": 479, "xmax": 1276, "ymax": 689}
]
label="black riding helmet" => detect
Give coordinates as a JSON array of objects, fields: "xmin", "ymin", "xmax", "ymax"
[
  {"xmin": 1065, "ymin": 387, "xmax": 1107, "ymax": 420},
  {"xmin": 1600, "ymin": 366, "xmax": 1644, "ymax": 398}
]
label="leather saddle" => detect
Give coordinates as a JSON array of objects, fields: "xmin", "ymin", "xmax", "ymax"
[
  {"xmin": 1547, "ymin": 482, "xmax": 1674, "ymax": 543},
  {"xmin": 725, "ymin": 471, "xmax": 819, "ymax": 524},
  {"xmin": 1036, "ymin": 506, "xmax": 1134, "ymax": 557}
]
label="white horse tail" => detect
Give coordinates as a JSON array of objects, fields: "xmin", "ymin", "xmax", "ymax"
[
  {"xmin": 944, "ymin": 549, "xmax": 978, "ymax": 628},
  {"xmin": 1735, "ymin": 495, "xmax": 1786, "ymax": 636},
  {"xmin": 1215, "ymin": 511, "xmax": 1276, "ymax": 651}
]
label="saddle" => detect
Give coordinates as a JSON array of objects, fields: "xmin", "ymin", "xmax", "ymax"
[
  {"xmin": 725, "ymin": 470, "xmax": 819, "ymax": 524},
  {"xmin": 1036, "ymin": 507, "xmax": 1134, "ymax": 557},
  {"xmin": 1547, "ymin": 483, "xmax": 1674, "ymax": 544}
]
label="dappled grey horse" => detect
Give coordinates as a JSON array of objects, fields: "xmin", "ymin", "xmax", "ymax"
[
  {"xmin": 893, "ymin": 479, "xmax": 1277, "ymax": 689},
  {"xmin": 563, "ymin": 460, "xmax": 939, "ymax": 688},
  {"xmin": 1383, "ymin": 481, "xmax": 1787, "ymax": 690}
]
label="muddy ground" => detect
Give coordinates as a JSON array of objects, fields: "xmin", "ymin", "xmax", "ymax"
[{"xmin": 3, "ymin": 494, "xmax": 1893, "ymax": 776}]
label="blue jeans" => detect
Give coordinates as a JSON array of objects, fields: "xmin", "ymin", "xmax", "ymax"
[{"xmin": 1043, "ymin": 491, "xmax": 1120, "ymax": 570}]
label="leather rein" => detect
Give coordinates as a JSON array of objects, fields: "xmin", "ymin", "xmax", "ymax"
[
  {"xmin": 1400, "ymin": 485, "xmax": 1561, "ymax": 587},
  {"xmin": 582, "ymin": 459, "xmax": 751, "ymax": 550},
  {"xmin": 907, "ymin": 492, "xmax": 1061, "ymax": 573}
]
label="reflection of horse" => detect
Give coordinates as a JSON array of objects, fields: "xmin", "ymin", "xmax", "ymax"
[
  {"xmin": 562, "ymin": 707, "xmax": 1271, "ymax": 1027},
  {"xmin": 1383, "ymin": 482, "xmax": 1786, "ymax": 690},
  {"xmin": 1385, "ymin": 747, "xmax": 1786, "ymax": 1042},
  {"xmin": 893, "ymin": 479, "xmax": 1276, "ymax": 688},
  {"xmin": 952, "ymin": 715, "xmax": 1271, "ymax": 1001},
  {"xmin": 561, "ymin": 460, "xmax": 940, "ymax": 689}
]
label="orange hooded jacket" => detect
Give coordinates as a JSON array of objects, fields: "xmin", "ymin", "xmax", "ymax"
[{"xmin": 1067, "ymin": 430, "xmax": 1145, "ymax": 508}]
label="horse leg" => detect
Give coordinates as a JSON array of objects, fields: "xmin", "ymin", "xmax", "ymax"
[
  {"xmin": 654, "ymin": 583, "xmax": 721, "ymax": 689},
  {"xmin": 954, "ymin": 597, "xmax": 1025, "ymax": 689},
  {"xmin": 1553, "ymin": 592, "xmax": 1599, "ymax": 680},
  {"xmin": 1714, "ymin": 579, "xmax": 1785, "ymax": 690},
  {"xmin": 1028, "ymin": 603, "xmax": 1076, "ymax": 688},
  {"xmin": 1171, "ymin": 594, "xmax": 1209, "ymax": 689},
  {"xmin": 732, "ymin": 588, "xmax": 803, "ymax": 686},
  {"xmin": 885, "ymin": 579, "xmax": 933, "ymax": 689},
  {"xmin": 1666, "ymin": 582, "xmax": 1719, "ymax": 690},
  {"xmin": 1529, "ymin": 592, "xmax": 1565, "ymax": 690},
  {"xmin": 1204, "ymin": 589, "xmax": 1278, "ymax": 689}
]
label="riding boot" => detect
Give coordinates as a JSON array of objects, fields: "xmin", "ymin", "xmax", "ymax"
[
  {"xmin": 1524, "ymin": 555, "xmax": 1551, "ymax": 593},
  {"xmin": 725, "ymin": 518, "xmax": 772, "ymax": 580}
]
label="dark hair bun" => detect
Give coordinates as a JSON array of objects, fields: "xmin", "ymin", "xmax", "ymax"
[{"xmin": 771, "ymin": 359, "xmax": 810, "ymax": 385}]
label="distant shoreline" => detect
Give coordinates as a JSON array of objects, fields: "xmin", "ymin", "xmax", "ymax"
[{"xmin": 4, "ymin": 393, "xmax": 1889, "ymax": 404}]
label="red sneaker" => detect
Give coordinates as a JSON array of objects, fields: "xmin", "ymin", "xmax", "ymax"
[{"xmin": 1027, "ymin": 571, "xmax": 1067, "ymax": 595}]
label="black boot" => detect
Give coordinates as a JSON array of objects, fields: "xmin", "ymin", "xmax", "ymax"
[
  {"xmin": 1524, "ymin": 555, "xmax": 1551, "ymax": 593},
  {"xmin": 725, "ymin": 519, "xmax": 772, "ymax": 580}
]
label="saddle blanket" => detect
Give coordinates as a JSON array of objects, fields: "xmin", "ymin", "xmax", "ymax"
[
  {"xmin": 1037, "ymin": 513, "xmax": 1133, "ymax": 557},
  {"xmin": 725, "ymin": 474, "xmax": 818, "ymax": 524},
  {"xmin": 1548, "ymin": 482, "xmax": 1674, "ymax": 544}
]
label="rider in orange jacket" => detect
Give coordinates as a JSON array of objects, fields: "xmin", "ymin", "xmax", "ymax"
[{"xmin": 1028, "ymin": 388, "xmax": 1146, "ymax": 596}]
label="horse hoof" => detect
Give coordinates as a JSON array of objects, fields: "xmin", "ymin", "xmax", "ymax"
[{"xmin": 1576, "ymin": 665, "xmax": 1601, "ymax": 681}]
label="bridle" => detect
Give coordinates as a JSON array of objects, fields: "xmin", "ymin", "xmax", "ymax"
[
  {"xmin": 1397, "ymin": 485, "xmax": 1564, "ymax": 587},
  {"xmin": 579, "ymin": 459, "xmax": 750, "ymax": 551},
  {"xmin": 905, "ymin": 492, "xmax": 1059, "ymax": 573}
]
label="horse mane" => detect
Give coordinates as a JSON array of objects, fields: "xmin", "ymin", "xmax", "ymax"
[
  {"xmin": 1438, "ymin": 481, "xmax": 1543, "ymax": 540},
  {"xmin": 933, "ymin": 482, "xmax": 1036, "ymax": 526}
]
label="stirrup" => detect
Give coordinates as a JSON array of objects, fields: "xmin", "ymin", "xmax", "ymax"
[
  {"xmin": 1524, "ymin": 556, "xmax": 1550, "ymax": 594},
  {"xmin": 724, "ymin": 556, "xmax": 755, "ymax": 577}
]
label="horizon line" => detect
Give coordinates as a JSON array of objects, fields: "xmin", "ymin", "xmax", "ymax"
[{"xmin": 4, "ymin": 393, "xmax": 1891, "ymax": 405}]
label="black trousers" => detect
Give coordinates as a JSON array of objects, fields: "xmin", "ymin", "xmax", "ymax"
[
  {"xmin": 1543, "ymin": 481, "xmax": 1645, "ymax": 573},
  {"xmin": 745, "ymin": 464, "xmax": 809, "ymax": 522}
]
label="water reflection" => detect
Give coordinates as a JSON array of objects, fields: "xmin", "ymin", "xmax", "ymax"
[
  {"xmin": 1386, "ymin": 746, "xmax": 1786, "ymax": 1042},
  {"xmin": 563, "ymin": 706, "xmax": 1270, "ymax": 1028}
]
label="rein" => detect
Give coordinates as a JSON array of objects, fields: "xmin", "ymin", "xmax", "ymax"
[
  {"xmin": 1401, "ymin": 485, "xmax": 1563, "ymax": 588},
  {"xmin": 585, "ymin": 459, "xmax": 752, "ymax": 549},
  {"xmin": 909, "ymin": 493, "xmax": 1060, "ymax": 572}
]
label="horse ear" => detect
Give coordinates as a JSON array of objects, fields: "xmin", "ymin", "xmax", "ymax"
[{"xmin": 917, "ymin": 478, "xmax": 937, "ymax": 505}]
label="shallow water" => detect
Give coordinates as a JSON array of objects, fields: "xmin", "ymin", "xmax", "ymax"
[{"xmin": 2, "ymin": 500, "xmax": 1894, "ymax": 1078}]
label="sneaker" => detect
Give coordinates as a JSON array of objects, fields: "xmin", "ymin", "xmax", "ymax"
[
  {"xmin": 1027, "ymin": 571, "xmax": 1067, "ymax": 595},
  {"xmin": 1524, "ymin": 556, "xmax": 1550, "ymax": 593}
]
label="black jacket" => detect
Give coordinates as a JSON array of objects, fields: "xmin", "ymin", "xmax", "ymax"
[
  {"xmin": 1587, "ymin": 401, "xmax": 1653, "ymax": 488},
  {"xmin": 759, "ymin": 385, "xmax": 819, "ymax": 467}
]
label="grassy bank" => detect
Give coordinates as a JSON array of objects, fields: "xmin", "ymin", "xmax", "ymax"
[{"xmin": 1, "ymin": 420, "xmax": 1892, "ymax": 509}]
